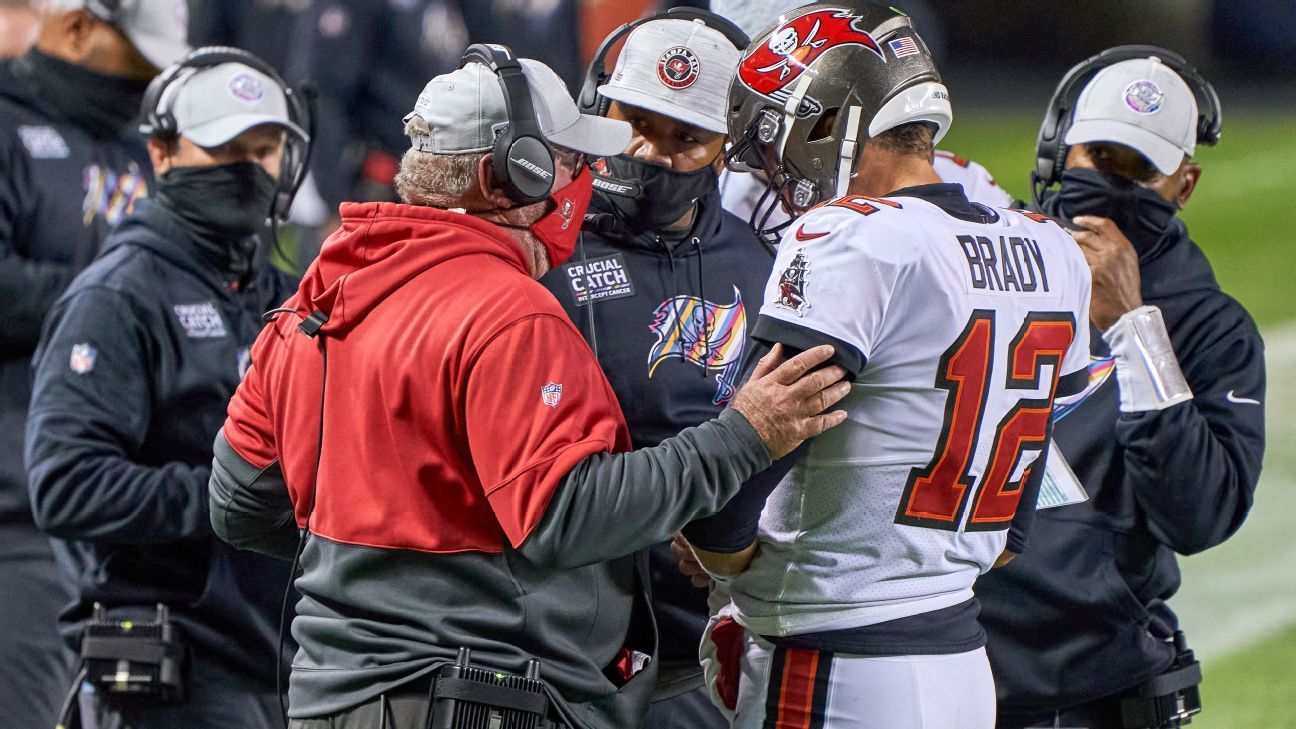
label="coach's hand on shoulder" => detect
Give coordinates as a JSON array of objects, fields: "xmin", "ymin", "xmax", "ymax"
[
  {"xmin": 730, "ymin": 343, "xmax": 851, "ymax": 459},
  {"xmin": 1071, "ymin": 215, "xmax": 1143, "ymax": 331}
]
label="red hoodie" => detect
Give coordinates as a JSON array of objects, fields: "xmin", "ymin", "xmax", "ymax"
[{"xmin": 223, "ymin": 201, "xmax": 630, "ymax": 553}]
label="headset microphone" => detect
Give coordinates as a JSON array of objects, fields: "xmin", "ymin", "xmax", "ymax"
[{"xmin": 582, "ymin": 213, "xmax": 617, "ymax": 234}]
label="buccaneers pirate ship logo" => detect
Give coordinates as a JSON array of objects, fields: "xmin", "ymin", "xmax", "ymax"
[
  {"xmin": 775, "ymin": 249, "xmax": 811, "ymax": 317},
  {"xmin": 738, "ymin": 8, "xmax": 884, "ymax": 116}
]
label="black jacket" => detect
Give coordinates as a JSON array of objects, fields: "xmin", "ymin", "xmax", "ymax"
[
  {"xmin": 0, "ymin": 54, "xmax": 150, "ymax": 527},
  {"xmin": 25, "ymin": 200, "xmax": 298, "ymax": 683},
  {"xmin": 540, "ymin": 190, "xmax": 774, "ymax": 666},
  {"xmin": 977, "ymin": 193, "xmax": 1266, "ymax": 715}
]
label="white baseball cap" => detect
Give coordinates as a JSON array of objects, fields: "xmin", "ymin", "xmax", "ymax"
[
  {"xmin": 597, "ymin": 18, "xmax": 741, "ymax": 134},
  {"xmin": 45, "ymin": 0, "xmax": 191, "ymax": 70},
  {"xmin": 405, "ymin": 58, "xmax": 630, "ymax": 157},
  {"xmin": 164, "ymin": 62, "xmax": 306, "ymax": 147},
  {"xmin": 1065, "ymin": 57, "xmax": 1199, "ymax": 175}
]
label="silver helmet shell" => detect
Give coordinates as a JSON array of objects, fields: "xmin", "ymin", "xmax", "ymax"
[{"xmin": 726, "ymin": 2, "xmax": 952, "ymax": 212}]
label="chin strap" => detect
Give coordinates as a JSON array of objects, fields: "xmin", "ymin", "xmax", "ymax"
[{"xmin": 836, "ymin": 105, "xmax": 863, "ymax": 199}]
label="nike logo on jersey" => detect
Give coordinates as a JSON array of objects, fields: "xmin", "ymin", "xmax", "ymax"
[
  {"xmin": 1226, "ymin": 390, "xmax": 1260, "ymax": 405},
  {"xmin": 795, "ymin": 225, "xmax": 830, "ymax": 241}
]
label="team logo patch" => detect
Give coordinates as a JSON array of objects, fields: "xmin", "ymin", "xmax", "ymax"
[
  {"xmin": 648, "ymin": 287, "xmax": 747, "ymax": 405},
  {"xmin": 1123, "ymin": 80, "xmax": 1163, "ymax": 114},
  {"xmin": 228, "ymin": 73, "xmax": 265, "ymax": 103},
  {"xmin": 657, "ymin": 46, "xmax": 701, "ymax": 90},
  {"xmin": 18, "ymin": 125, "xmax": 70, "ymax": 159},
  {"xmin": 82, "ymin": 162, "xmax": 147, "ymax": 227},
  {"xmin": 69, "ymin": 343, "xmax": 96, "ymax": 375},
  {"xmin": 564, "ymin": 253, "xmax": 635, "ymax": 305},
  {"xmin": 738, "ymin": 9, "xmax": 884, "ymax": 117},
  {"xmin": 774, "ymin": 249, "xmax": 811, "ymax": 317},
  {"xmin": 541, "ymin": 382, "xmax": 563, "ymax": 408},
  {"xmin": 558, "ymin": 197, "xmax": 575, "ymax": 230},
  {"xmin": 173, "ymin": 301, "xmax": 228, "ymax": 338}
]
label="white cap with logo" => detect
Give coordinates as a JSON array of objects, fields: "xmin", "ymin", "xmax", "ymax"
[
  {"xmin": 46, "ymin": 0, "xmax": 191, "ymax": 70},
  {"xmin": 405, "ymin": 58, "xmax": 629, "ymax": 157},
  {"xmin": 163, "ymin": 62, "xmax": 307, "ymax": 147},
  {"xmin": 1065, "ymin": 57, "xmax": 1199, "ymax": 175},
  {"xmin": 597, "ymin": 18, "xmax": 741, "ymax": 134}
]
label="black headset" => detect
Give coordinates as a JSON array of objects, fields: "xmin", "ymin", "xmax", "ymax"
[
  {"xmin": 1031, "ymin": 44, "xmax": 1222, "ymax": 207},
  {"xmin": 577, "ymin": 6, "xmax": 750, "ymax": 119},
  {"xmin": 138, "ymin": 46, "xmax": 315, "ymax": 223},
  {"xmin": 459, "ymin": 43, "xmax": 559, "ymax": 206}
]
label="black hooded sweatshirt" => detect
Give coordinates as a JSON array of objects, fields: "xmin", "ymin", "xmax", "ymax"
[
  {"xmin": 25, "ymin": 199, "xmax": 298, "ymax": 683},
  {"xmin": 540, "ymin": 189, "xmax": 774, "ymax": 668},
  {"xmin": 977, "ymin": 191, "xmax": 1266, "ymax": 717},
  {"xmin": 0, "ymin": 52, "xmax": 151, "ymax": 531}
]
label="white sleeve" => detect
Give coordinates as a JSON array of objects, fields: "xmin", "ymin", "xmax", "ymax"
[
  {"xmin": 752, "ymin": 209, "xmax": 893, "ymax": 377},
  {"xmin": 933, "ymin": 151, "xmax": 1014, "ymax": 209},
  {"xmin": 1055, "ymin": 245, "xmax": 1093, "ymax": 399}
]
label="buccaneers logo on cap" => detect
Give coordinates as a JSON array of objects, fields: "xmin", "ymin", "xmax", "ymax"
[
  {"xmin": 739, "ymin": 9, "xmax": 883, "ymax": 104},
  {"xmin": 657, "ymin": 46, "xmax": 701, "ymax": 90}
]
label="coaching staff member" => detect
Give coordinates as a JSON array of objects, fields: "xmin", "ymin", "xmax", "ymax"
[
  {"xmin": 978, "ymin": 50, "xmax": 1266, "ymax": 728},
  {"xmin": 209, "ymin": 47, "xmax": 850, "ymax": 729},
  {"xmin": 26, "ymin": 49, "xmax": 306, "ymax": 728},
  {"xmin": 0, "ymin": 1, "xmax": 186, "ymax": 725},
  {"xmin": 541, "ymin": 11, "xmax": 766, "ymax": 729}
]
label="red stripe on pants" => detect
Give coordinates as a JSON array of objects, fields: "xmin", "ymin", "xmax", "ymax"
[{"xmin": 774, "ymin": 647, "xmax": 821, "ymax": 729}]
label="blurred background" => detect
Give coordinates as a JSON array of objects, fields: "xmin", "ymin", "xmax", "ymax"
[{"xmin": 2, "ymin": 0, "xmax": 1291, "ymax": 725}]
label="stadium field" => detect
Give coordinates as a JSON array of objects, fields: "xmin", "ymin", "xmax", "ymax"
[{"xmin": 943, "ymin": 113, "xmax": 1296, "ymax": 728}]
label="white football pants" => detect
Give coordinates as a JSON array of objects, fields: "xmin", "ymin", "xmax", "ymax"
[{"xmin": 725, "ymin": 631, "xmax": 997, "ymax": 729}]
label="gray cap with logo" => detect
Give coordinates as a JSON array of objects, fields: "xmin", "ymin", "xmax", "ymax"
[
  {"xmin": 1065, "ymin": 57, "xmax": 1199, "ymax": 175},
  {"xmin": 404, "ymin": 58, "xmax": 630, "ymax": 157},
  {"xmin": 159, "ymin": 62, "xmax": 307, "ymax": 147},
  {"xmin": 47, "ymin": 0, "xmax": 191, "ymax": 70}
]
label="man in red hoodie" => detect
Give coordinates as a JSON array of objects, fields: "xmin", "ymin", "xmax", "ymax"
[{"xmin": 208, "ymin": 46, "xmax": 851, "ymax": 729}]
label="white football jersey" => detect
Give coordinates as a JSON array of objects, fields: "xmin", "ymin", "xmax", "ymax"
[
  {"xmin": 729, "ymin": 190, "xmax": 1091, "ymax": 637},
  {"xmin": 933, "ymin": 150, "xmax": 1014, "ymax": 208}
]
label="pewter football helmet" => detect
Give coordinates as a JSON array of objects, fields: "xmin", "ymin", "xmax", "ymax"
[{"xmin": 726, "ymin": 2, "xmax": 952, "ymax": 224}]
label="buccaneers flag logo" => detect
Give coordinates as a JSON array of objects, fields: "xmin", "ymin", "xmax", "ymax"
[{"xmin": 738, "ymin": 9, "xmax": 884, "ymax": 106}]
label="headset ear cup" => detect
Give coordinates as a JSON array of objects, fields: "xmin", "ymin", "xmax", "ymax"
[{"xmin": 499, "ymin": 136, "xmax": 555, "ymax": 205}]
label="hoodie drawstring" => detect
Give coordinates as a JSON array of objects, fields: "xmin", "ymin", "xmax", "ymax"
[{"xmin": 693, "ymin": 237, "xmax": 709, "ymax": 379}]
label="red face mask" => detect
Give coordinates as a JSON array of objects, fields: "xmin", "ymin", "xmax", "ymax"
[{"xmin": 529, "ymin": 165, "xmax": 593, "ymax": 269}]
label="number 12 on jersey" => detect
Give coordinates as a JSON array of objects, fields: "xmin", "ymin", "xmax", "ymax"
[{"xmin": 895, "ymin": 310, "xmax": 1076, "ymax": 531}]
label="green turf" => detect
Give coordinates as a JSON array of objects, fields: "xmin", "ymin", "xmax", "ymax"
[
  {"xmin": 939, "ymin": 112, "xmax": 1296, "ymax": 328},
  {"xmin": 1191, "ymin": 619, "xmax": 1296, "ymax": 729}
]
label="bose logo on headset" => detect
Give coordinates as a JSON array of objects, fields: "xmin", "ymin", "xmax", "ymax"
[{"xmin": 511, "ymin": 156, "xmax": 553, "ymax": 181}]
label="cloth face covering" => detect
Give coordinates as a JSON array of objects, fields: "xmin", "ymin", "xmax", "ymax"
[
  {"xmin": 154, "ymin": 162, "xmax": 278, "ymax": 277},
  {"xmin": 596, "ymin": 154, "xmax": 719, "ymax": 234},
  {"xmin": 1056, "ymin": 168, "xmax": 1179, "ymax": 260}
]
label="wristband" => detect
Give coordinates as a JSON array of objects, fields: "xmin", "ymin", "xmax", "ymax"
[{"xmin": 1102, "ymin": 305, "xmax": 1192, "ymax": 412}]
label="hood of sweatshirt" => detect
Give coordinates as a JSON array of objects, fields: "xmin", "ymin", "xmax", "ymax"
[{"xmin": 292, "ymin": 201, "xmax": 529, "ymax": 335}]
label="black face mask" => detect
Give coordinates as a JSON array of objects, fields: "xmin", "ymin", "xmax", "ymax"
[
  {"xmin": 594, "ymin": 154, "xmax": 718, "ymax": 234},
  {"xmin": 18, "ymin": 49, "xmax": 151, "ymax": 135},
  {"xmin": 155, "ymin": 162, "xmax": 278, "ymax": 277},
  {"xmin": 1056, "ymin": 168, "xmax": 1179, "ymax": 259}
]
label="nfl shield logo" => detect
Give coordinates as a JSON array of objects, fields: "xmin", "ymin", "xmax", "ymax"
[
  {"xmin": 69, "ymin": 343, "xmax": 96, "ymax": 374},
  {"xmin": 541, "ymin": 382, "xmax": 563, "ymax": 408}
]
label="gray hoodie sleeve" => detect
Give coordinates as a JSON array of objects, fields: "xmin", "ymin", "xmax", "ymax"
[{"xmin": 518, "ymin": 408, "xmax": 771, "ymax": 569}]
